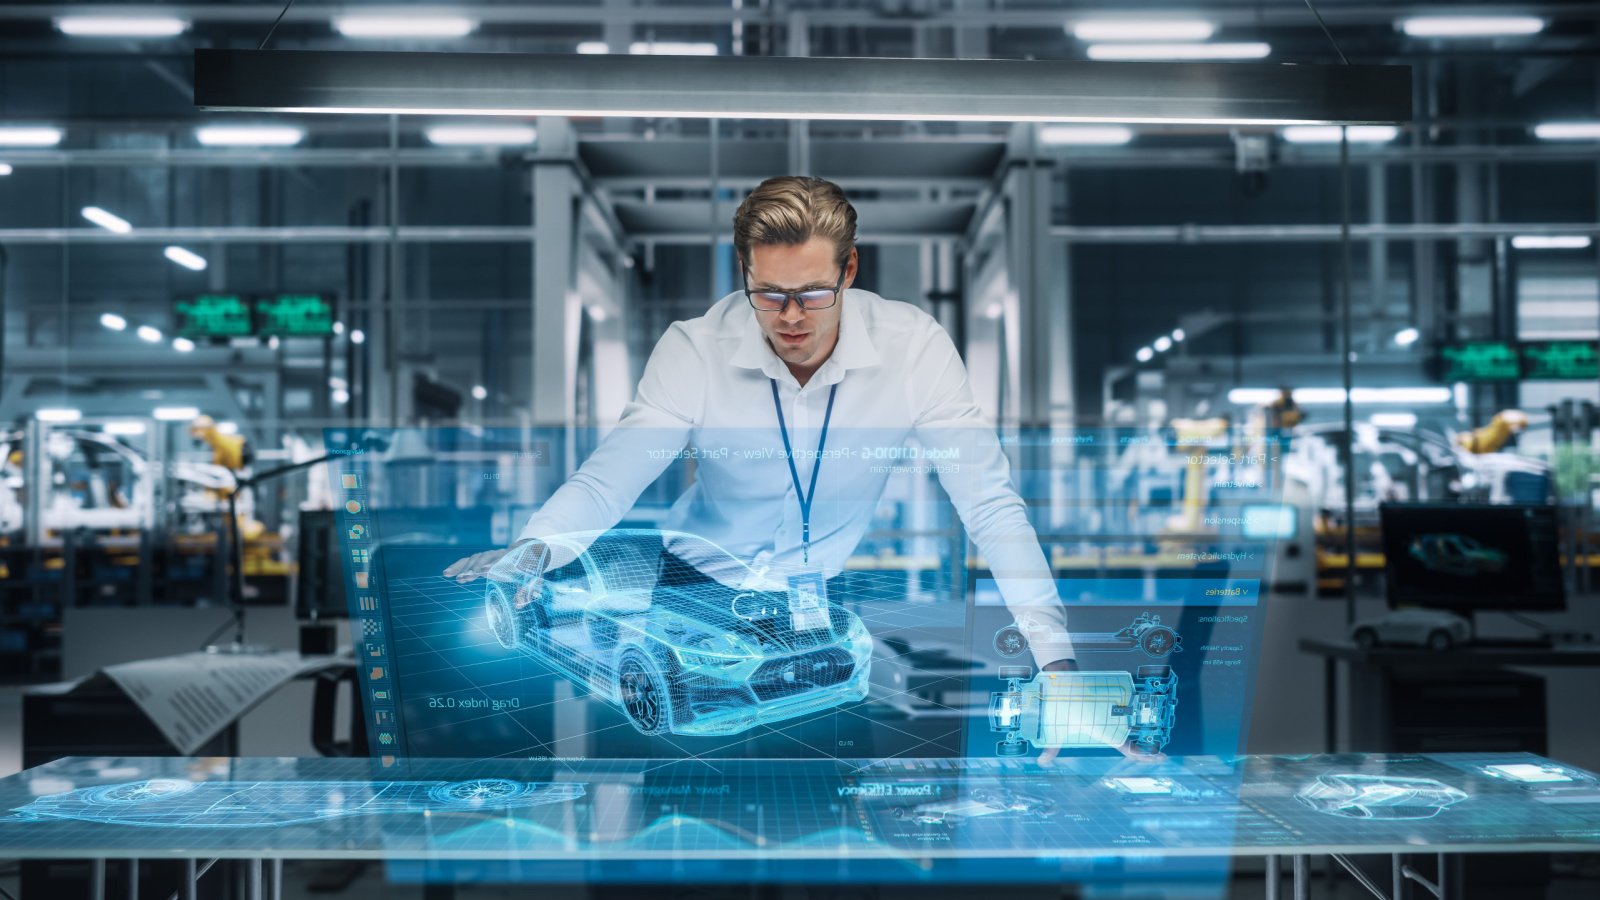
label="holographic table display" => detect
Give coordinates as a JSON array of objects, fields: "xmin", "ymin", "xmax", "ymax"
[{"xmin": 3, "ymin": 753, "xmax": 1596, "ymax": 873}]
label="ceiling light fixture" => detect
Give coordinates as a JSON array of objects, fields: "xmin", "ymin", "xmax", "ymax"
[
  {"xmin": 1039, "ymin": 125, "xmax": 1134, "ymax": 145},
  {"xmin": 1086, "ymin": 43, "xmax": 1271, "ymax": 61},
  {"xmin": 81, "ymin": 206, "xmax": 133, "ymax": 233},
  {"xmin": 1280, "ymin": 125, "xmax": 1399, "ymax": 143},
  {"xmin": 35, "ymin": 408, "xmax": 83, "ymax": 423},
  {"xmin": 153, "ymin": 406, "xmax": 201, "ymax": 421},
  {"xmin": 424, "ymin": 124, "xmax": 538, "ymax": 146},
  {"xmin": 164, "ymin": 246, "xmax": 208, "ymax": 271},
  {"xmin": 333, "ymin": 16, "xmax": 477, "ymax": 39},
  {"xmin": 195, "ymin": 125, "xmax": 305, "ymax": 146},
  {"xmin": 1072, "ymin": 21, "xmax": 1215, "ymax": 42},
  {"xmin": 1511, "ymin": 235, "xmax": 1593, "ymax": 250},
  {"xmin": 0, "ymin": 127, "xmax": 63, "ymax": 147},
  {"xmin": 100, "ymin": 313, "xmax": 127, "ymax": 331},
  {"xmin": 1399, "ymin": 16, "xmax": 1544, "ymax": 38},
  {"xmin": 137, "ymin": 325, "xmax": 163, "ymax": 343},
  {"xmin": 1534, "ymin": 122, "xmax": 1600, "ymax": 140},
  {"xmin": 56, "ymin": 16, "xmax": 188, "ymax": 37}
]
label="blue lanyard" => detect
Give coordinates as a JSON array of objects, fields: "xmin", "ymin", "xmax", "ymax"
[{"xmin": 770, "ymin": 379, "xmax": 838, "ymax": 565}]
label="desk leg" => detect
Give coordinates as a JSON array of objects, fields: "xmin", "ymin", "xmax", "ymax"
[
  {"xmin": 1324, "ymin": 656, "xmax": 1338, "ymax": 753},
  {"xmin": 247, "ymin": 859, "xmax": 263, "ymax": 900},
  {"xmin": 1392, "ymin": 853, "xmax": 1403, "ymax": 900},
  {"xmin": 271, "ymin": 859, "xmax": 283, "ymax": 900},
  {"xmin": 126, "ymin": 859, "xmax": 137, "ymax": 900},
  {"xmin": 1293, "ymin": 855, "xmax": 1309, "ymax": 900},
  {"xmin": 183, "ymin": 859, "xmax": 197, "ymax": 900},
  {"xmin": 90, "ymin": 858, "xmax": 105, "ymax": 900},
  {"xmin": 1265, "ymin": 854, "xmax": 1280, "ymax": 900}
]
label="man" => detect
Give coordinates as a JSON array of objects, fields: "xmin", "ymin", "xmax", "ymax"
[{"xmin": 447, "ymin": 175, "xmax": 1079, "ymax": 755}]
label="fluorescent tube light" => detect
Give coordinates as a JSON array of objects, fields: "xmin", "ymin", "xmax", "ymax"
[
  {"xmin": 137, "ymin": 325, "xmax": 163, "ymax": 343},
  {"xmin": 471, "ymin": 385, "xmax": 488, "ymax": 400},
  {"xmin": 1154, "ymin": 336, "xmax": 1173, "ymax": 352},
  {"xmin": 333, "ymin": 16, "xmax": 477, "ymax": 38},
  {"xmin": 35, "ymin": 408, "xmax": 82, "ymax": 423},
  {"xmin": 1136, "ymin": 346, "xmax": 1155, "ymax": 362},
  {"xmin": 1040, "ymin": 125, "xmax": 1134, "ymax": 145},
  {"xmin": 1087, "ymin": 42, "xmax": 1270, "ymax": 61},
  {"xmin": 216, "ymin": 421, "xmax": 239, "ymax": 435},
  {"xmin": 172, "ymin": 337, "xmax": 196, "ymax": 352},
  {"xmin": 104, "ymin": 421, "xmax": 147, "ymax": 436},
  {"xmin": 1534, "ymin": 122, "xmax": 1600, "ymax": 140},
  {"xmin": 1171, "ymin": 328, "xmax": 1185, "ymax": 342},
  {"xmin": 1229, "ymin": 387, "xmax": 1451, "ymax": 405},
  {"xmin": 0, "ymin": 127, "xmax": 63, "ymax": 147},
  {"xmin": 1399, "ymin": 16, "xmax": 1543, "ymax": 38},
  {"xmin": 100, "ymin": 313, "xmax": 127, "ymax": 331},
  {"xmin": 195, "ymin": 125, "xmax": 305, "ymax": 146},
  {"xmin": 1073, "ymin": 21, "xmax": 1215, "ymax": 42},
  {"xmin": 350, "ymin": 329, "xmax": 366, "ymax": 345},
  {"xmin": 56, "ymin": 16, "xmax": 188, "ymax": 37},
  {"xmin": 630, "ymin": 41, "xmax": 719, "ymax": 56},
  {"xmin": 576, "ymin": 42, "xmax": 609, "ymax": 54},
  {"xmin": 1371, "ymin": 413, "xmax": 1418, "ymax": 428},
  {"xmin": 164, "ymin": 246, "xmax": 208, "ymax": 271},
  {"xmin": 332, "ymin": 389, "xmax": 351, "ymax": 405},
  {"xmin": 424, "ymin": 124, "xmax": 537, "ymax": 146},
  {"xmin": 0, "ymin": 163, "xmax": 11, "ymax": 176},
  {"xmin": 153, "ymin": 406, "xmax": 200, "ymax": 421},
  {"xmin": 1393, "ymin": 327, "xmax": 1420, "ymax": 347},
  {"xmin": 1511, "ymin": 235, "xmax": 1592, "ymax": 250},
  {"xmin": 1280, "ymin": 125, "xmax": 1399, "ymax": 143},
  {"xmin": 81, "ymin": 206, "xmax": 132, "ymax": 233}
]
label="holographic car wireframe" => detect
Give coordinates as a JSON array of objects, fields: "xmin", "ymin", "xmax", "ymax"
[
  {"xmin": 892, "ymin": 788, "xmax": 1056, "ymax": 826},
  {"xmin": 989, "ymin": 665, "xmax": 1177, "ymax": 757},
  {"xmin": 11, "ymin": 778, "xmax": 586, "ymax": 828},
  {"xmin": 1295, "ymin": 774, "xmax": 1468, "ymax": 820},
  {"xmin": 993, "ymin": 611, "xmax": 1182, "ymax": 659},
  {"xmin": 484, "ymin": 529, "xmax": 874, "ymax": 737}
]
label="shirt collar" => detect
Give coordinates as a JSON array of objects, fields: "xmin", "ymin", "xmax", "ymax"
[{"xmin": 729, "ymin": 288, "xmax": 883, "ymax": 383}]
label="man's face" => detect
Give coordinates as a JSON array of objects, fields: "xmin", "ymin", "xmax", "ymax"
[{"xmin": 744, "ymin": 236, "xmax": 857, "ymax": 373}]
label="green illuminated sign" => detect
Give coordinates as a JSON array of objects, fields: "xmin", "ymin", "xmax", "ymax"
[
  {"xmin": 255, "ymin": 294, "xmax": 334, "ymax": 336},
  {"xmin": 1523, "ymin": 341, "xmax": 1599, "ymax": 381},
  {"xmin": 175, "ymin": 294, "xmax": 253, "ymax": 337},
  {"xmin": 1440, "ymin": 342, "xmax": 1520, "ymax": 382}
]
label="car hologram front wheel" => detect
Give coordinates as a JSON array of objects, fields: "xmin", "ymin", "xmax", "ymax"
[
  {"xmin": 618, "ymin": 650, "xmax": 671, "ymax": 735},
  {"xmin": 486, "ymin": 584, "xmax": 519, "ymax": 650},
  {"xmin": 993, "ymin": 626, "xmax": 1029, "ymax": 658}
]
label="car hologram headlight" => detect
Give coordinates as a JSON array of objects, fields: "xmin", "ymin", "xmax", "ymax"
[{"xmin": 672, "ymin": 630, "xmax": 757, "ymax": 671}]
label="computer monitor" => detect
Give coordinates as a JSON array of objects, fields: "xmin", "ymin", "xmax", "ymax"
[{"xmin": 1380, "ymin": 503, "xmax": 1564, "ymax": 612}]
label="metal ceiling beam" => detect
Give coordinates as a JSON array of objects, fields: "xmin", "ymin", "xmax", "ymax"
[
  {"xmin": 193, "ymin": 49, "xmax": 1411, "ymax": 126},
  {"xmin": 613, "ymin": 199, "xmax": 977, "ymax": 242}
]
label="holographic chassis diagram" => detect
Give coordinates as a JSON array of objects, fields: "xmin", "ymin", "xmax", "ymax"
[
  {"xmin": 484, "ymin": 529, "xmax": 874, "ymax": 737},
  {"xmin": 11, "ymin": 778, "xmax": 586, "ymax": 828},
  {"xmin": 989, "ymin": 665, "xmax": 1178, "ymax": 757},
  {"xmin": 992, "ymin": 611, "xmax": 1182, "ymax": 659}
]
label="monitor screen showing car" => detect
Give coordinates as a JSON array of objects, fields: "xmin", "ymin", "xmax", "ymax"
[{"xmin": 1380, "ymin": 503, "xmax": 1564, "ymax": 612}]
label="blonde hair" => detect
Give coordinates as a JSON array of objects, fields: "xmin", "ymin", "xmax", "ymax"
[{"xmin": 732, "ymin": 175, "xmax": 857, "ymax": 272}]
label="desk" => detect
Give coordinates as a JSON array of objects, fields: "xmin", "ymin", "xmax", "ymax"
[
  {"xmin": 1, "ymin": 752, "xmax": 1599, "ymax": 899},
  {"xmin": 1299, "ymin": 639, "xmax": 1600, "ymax": 754}
]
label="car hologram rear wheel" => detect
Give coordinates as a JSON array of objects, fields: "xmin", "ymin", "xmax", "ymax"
[
  {"xmin": 618, "ymin": 650, "xmax": 670, "ymax": 735},
  {"xmin": 996, "ymin": 738, "xmax": 1030, "ymax": 758}
]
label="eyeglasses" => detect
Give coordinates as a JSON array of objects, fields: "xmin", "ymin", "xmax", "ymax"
[{"xmin": 743, "ymin": 265, "xmax": 846, "ymax": 314}]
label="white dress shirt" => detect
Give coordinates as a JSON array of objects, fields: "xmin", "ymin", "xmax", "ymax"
[{"xmin": 518, "ymin": 287, "xmax": 1072, "ymax": 662}]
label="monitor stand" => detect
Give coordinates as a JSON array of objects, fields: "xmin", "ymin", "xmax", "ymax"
[{"xmin": 1465, "ymin": 611, "xmax": 1555, "ymax": 649}]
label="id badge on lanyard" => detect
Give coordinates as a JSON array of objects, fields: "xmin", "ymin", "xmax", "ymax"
[
  {"xmin": 787, "ymin": 572, "xmax": 831, "ymax": 632},
  {"xmin": 771, "ymin": 379, "xmax": 840, "ymax": 632}
]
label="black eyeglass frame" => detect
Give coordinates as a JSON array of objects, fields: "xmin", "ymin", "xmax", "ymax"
[{"xmin": 741, "ymin": 264, "xmax": 847, "ymax": 314}]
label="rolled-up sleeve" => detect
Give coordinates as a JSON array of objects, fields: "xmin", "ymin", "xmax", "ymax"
[
  {"xmin": 908, "ymin": 321, "xmax": 1074, "ymax": 667},
  {"xmin": 516, "ymin": 323, "xmax": 701, "ymax": 566}
]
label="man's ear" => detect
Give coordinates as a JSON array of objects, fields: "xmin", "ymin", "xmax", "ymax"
[{"xmin": 843, "ymin": 246, "xmax": 859, "ymax": 288}]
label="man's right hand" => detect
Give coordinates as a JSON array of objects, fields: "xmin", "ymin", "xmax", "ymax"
[{"xmin": 443, "ymin": 548, "xmax": 513, "ymax": 584}]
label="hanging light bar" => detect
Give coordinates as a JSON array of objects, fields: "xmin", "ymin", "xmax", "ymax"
[{"xmin": 194, "ymin": 50, "xmax": 1411, "ymax": 127}]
